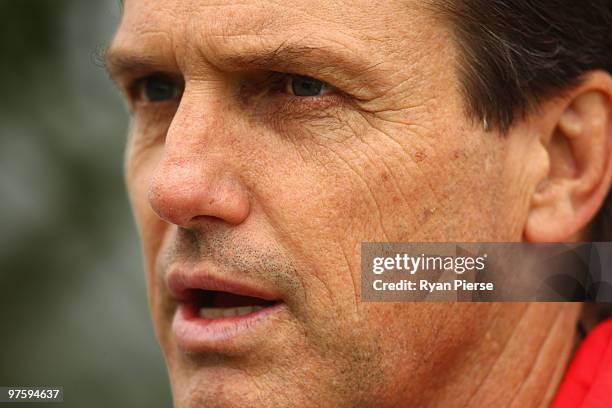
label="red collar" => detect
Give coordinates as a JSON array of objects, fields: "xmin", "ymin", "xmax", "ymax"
[{"xmin": 552, "ymin": 319, "xmax": 612, "ymax": 407}]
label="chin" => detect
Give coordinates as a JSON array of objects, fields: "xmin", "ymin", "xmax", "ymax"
[{"xmin": 169, "ymin": 366, "xmax": 282, "ymax": 408}]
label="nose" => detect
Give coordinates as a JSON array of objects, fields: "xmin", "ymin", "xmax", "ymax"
[{"xmin": 148, "ymin": 99, "xmax": 250, "ymax": 228}]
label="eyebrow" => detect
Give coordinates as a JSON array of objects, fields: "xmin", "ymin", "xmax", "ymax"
[
  {"xmin": 105, "ymin": 36, "xmax": 391, "ymax": 98},
  {"xmin": 103, "ymin": 50, "xmax": 173, "ymax": 83},
  {"xmin": 214, "ymin": 39, "xmax": 367, "ymax": 74}
]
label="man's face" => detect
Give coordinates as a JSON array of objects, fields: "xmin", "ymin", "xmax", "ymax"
[{"xmin": 111, "ymin": 0, "xmax": 549, "ymax": 406}]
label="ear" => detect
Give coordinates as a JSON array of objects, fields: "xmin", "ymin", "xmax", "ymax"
[{"xmin": 524, "ymin": 71, "xmax": 612, "ymax": 242}]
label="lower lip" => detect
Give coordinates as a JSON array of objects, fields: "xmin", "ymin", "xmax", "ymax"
[{"xmin": 171, "ymin": 302, "xmax": 284, "ymax": 352}]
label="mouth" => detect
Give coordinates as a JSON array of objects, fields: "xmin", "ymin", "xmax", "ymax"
[
  {"xmin": 167, "ymin": 272, "xmax": 285, "ymax": 352},
  {"xmin": 183, "ymin": 288, "xmax": 280, "ymax": 319}
]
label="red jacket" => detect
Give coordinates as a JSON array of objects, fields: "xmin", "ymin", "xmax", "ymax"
[{"xmin": 552, "ymin": 320, "xmax": 612, "ymax": 407}]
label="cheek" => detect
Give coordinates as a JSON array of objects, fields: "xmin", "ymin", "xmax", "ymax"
[
  {"xmin": 264, "ymin": 123, "xmax": 506, "ymax": 258},
  {"xmin": 125, "ymin": 137, "xmax": 167, "ymax": 277},
  {"xmin": 248, "ymin": 115, "xmax": 512, "ymax": 326},
  {"xmin": 363, "ymin": 124, "xmax": 512, "ymax": 242},
  {"xmin": 356, "ymin": 302, "xmax": 503, "ymax": 405}
]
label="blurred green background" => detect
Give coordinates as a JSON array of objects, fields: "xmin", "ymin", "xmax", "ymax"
[{"xmin": 0, "ymin": 1, "xmax": 172, "ymax": 406}]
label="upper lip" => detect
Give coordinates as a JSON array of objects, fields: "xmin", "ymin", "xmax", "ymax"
[{"xmin": 166, "ymin": 267, "xmax": 281, "ymax": 303}]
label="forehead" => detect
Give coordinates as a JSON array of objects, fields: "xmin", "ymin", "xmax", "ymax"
[
  {"xmin": 119, "ymin": 0, "xmax": 424, "ymax": 35},
  {"xmin": 113, "ymin": 0, "xmax": 437, "ymax": 72}
]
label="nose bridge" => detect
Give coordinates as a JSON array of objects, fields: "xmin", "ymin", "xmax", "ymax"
[{"xmin": 148, "ymin": 86, "xmax": 250, "ymax": 227}]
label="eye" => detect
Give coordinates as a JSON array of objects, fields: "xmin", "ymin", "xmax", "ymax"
[
  {"xmin": 286, "ymin": 75, "xmax": 329, "ymax": 97},
  {"xmin": 138, "ymin": 75, "xmax": 181, "ymax": 103}
]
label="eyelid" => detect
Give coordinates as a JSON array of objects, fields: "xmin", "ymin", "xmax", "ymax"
[
  {"xmin": 284, "ymin": 75, "xmax": 332, "ymax": 97},
  {"xmin": 128, "ymin": 73, "xmax": 184, "ymax": 105},
  {"xmin": 126, "ymin": 70, "xmax": 344, "ymax": 115},
  {"xmin": 260, "ymin": 72, "xmax": 336, "ymax": 97},
  {"xmin": 239, "ymin": 71, "xmax": 349, "ymax": 118}
]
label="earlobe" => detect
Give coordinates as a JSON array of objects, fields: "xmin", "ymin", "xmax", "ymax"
[
  {"xmin": 526, "ymin": 177, "xmax": 577, "ymax": 242},
  {"xmin": 524, "ymin": 72, "xmax": 612, "ymax": 243}
]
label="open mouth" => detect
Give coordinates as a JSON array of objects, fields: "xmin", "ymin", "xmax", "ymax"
[
  {"xmin": 167, "ymin": 271, "xmax": 285, "ymax": 350},
  {"xmin": 185, "ymin": 289, "xmax": 279, "ymax": 320}
]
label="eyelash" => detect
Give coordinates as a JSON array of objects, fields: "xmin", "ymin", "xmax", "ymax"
[
  {"xmin": 127, "ymin": 72, "xmax": 344, "ymax": 113},
  {"xmin": 246, "ymin": 72, "xmax": 349, "ymax": 117},
  {"xmin": 128, "ymin": 74, "xmax": 183, "ymax": 106}
]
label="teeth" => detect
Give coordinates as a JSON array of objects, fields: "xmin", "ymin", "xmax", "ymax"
[{"xmin": 198, "ymin": 306, "xmax": 265, "ymax": 319}]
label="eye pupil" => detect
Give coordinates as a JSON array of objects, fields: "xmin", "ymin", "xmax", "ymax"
[
  {"xmin": 291, "ymin": 75, "xmax": 324, "ymax": 97},
  {"xmin": 144, "ymin": 76, "xmax": 177, "ymax": 102}
]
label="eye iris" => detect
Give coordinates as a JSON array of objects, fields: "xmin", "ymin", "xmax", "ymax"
[
  {"xmin": 291, "ymin": 75, "xmax": 324, "ymax": 97},
  {"xmin": 144, "ymin": 77, "xmax": 177, "ymax": 102}
]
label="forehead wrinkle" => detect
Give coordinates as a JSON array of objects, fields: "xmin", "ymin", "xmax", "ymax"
[
  {"xmin": 113, "ymin": 0, "xmax": 408, "ymax": 97},
  {"xmin": 193, "ymin": 30, "xmax": 395, "ymax": 98},
  {"xmin": 106, "ymin": 24, "xmax": 180, "ymax": 81},
  {"xmin": 206, "ymin": 35, "xmax": 361, "ymax": 74},
  {"xmin": 175, "ymin": 0, "xmax": 397, "ymax": 93}
]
